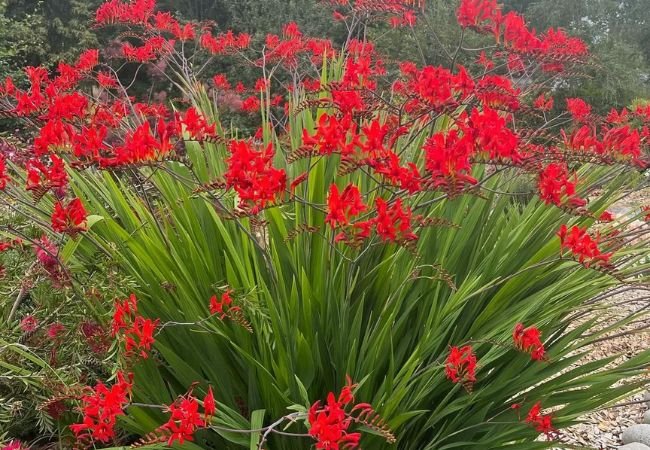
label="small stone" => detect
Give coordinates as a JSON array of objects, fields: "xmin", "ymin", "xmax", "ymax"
[
  {"xmin": 644, "ymin": 411, "xmax": 650, "ymax": 425},
  {"xmin": 644, "ymin": 391, "xmax": 650, "ymax": 407},
  {"xmin": 619, "ymin": 444, "xmax": 650, "ymax": 450},
  {"xmin": 622, "ymin": 425, "xmax": 650, "ymax": 446}
]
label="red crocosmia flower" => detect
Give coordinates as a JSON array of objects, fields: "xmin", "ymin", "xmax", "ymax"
[
  {"xmin": 599, "ymin": 211, "xmax": 614, "ymax": 222},
  {"xmin": 20, "ymin": 315, "xmax": 38, "ymax": 332},
  {"xmin": 112, "ymin": 294, "xmax": 138, "ymax": 336},
  {"xmin": 209, "ymin": 290, "xmax": 233, "ymax": 318},
  {"xmin": 203, "ymin": 386, "xmax": 216, "ymax": 424},
  {"xmin": 525, "ymin": 402, "xmax": 555, "ymax": 435},
  {"xmin": 308, "ymin": 378, "xmax": 362, "ymax": 450},
  {"xmin": 175, "ymin": 107, "xmax": 216, "ymax": 140},
  {"xmin": 212, "ymin": 74, "xmax": 231, "ymax": 90},
  {"xmin": 303, "ymin": 113, "xmax": 357, "ymax": 156},
  {"xmin": 160, "ymin": 393, "xmax": 206, "ymax": 445},
  {"xmin": 240, "ymin": 95, "xmax": 261, "ymax": 113},
  {"xmin": 476, "ymin": 75, "xmax": 521, "ymax": 111},
  {"xmin": 332, "ymin": 89, "xmax": 365, "ymax": 114},
  {"xmin": 557, "ymin": 224, "xmax": 612, "ymax": 268},
  {"xmin": 97, "ymin": 71, "xmax": 118, "ymax": 89},
  {"xmin": 26, "ymin": 154, "xmax": 68, "ymax": 198},
  {"xmin": 477, "ymin": 51, "xmax": 494, "ymax": 70},
  {"xmin": 325, "ymin": 184, "xmax": 366, "ymax": 228},
  {"xmin": 606, "ymin": 107, "xmax": 629, "ymax": 124},
  {"xmin": 224, "ymin": 140, "xmax": 287, "ymax": 211},
  {"xmin": 69, "ymin": 372, "xmax": 133, "ymax": 444},
  {"xmin": 374, "ymin": 198, "xmax": 418, "ymax": 244},
  {"xmin": 51, "ymin": 198, "xmax": 88, "ymax": 235},
  {"xmin": 566, "ymin": 98, "xmax": 592, "ymax": 123},
  {"xmin": 456, "ymin": 0, "xmax": 499, "ymax": 28},
  {"xmin": 423, "ymin": 130, "xmax": 476, "ymax": 190},
  {"xmin": 445, "ymin": 345, "xmax": 477, "ymax": 388},
  {"xmin": 533, "ymin": 94, "xmax": 554, "ymax": 112},
  {"xmin": 513, "ymin": 323, "xmax": 546, "ymax": 361},
  {"xmin": 537, "ymin": 163, "xmax": 586, "ymax": 209},
  {"xmin": 75, "ymin": 49, "xmax": 99, "ymax": 72},
  {"xmin": 123, "ymin": 316, "xmax": 159, "ymax": 358},
  {"xmin": 468, "ymin": 107, "xmax": 520, "ymax": 162},
  {"xmin": 372, "ymin": 152, "xmax": 422, "ymax": 193},
  {"xmin": 0, "ymin": 154, "xmax": 9, "ymax": 190}
]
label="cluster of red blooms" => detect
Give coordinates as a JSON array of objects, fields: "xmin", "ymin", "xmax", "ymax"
[
  {"xmin": 525, "ymin": 402, "xmax": 555, "ymax": 435},
  {"xmin": 0, "ymin": 154, "xmax": 8, "ymax": 189},
  {"xmin": 209, "ymin": 289, "xmax": 236, "ymax": 319},
  {"xmin": 308, "ymin": 382, "xmax": 361, "ymax": 449},
  {"xmin": 537, "ymin": 163, "xmax": 586, "ymax": 209},
  {"xmin": 112, "ymin": 294, "xmax": 159, "ymax": 358},
  {"xmin": 157, "ymin": 387, "xmax": 215, "ymax": 445},
  {"xmin": 69, "ymin": 372, "xmax": 133, "ymax": 444},
  {"xmin": 325, "ymin": 185, "xmax": 419, "ymax": 246},
  {"xmin": 456, "ymin": 0, "xmax": 587, "ymax": 71},
  {"xmin": 224, "ymin": 141, "xmax": 287, "ymax": 212},
  {"xmin": 51, "ymin": 198, "xmax": 88, "ymax": 236},
  {"xmin": 513, "ymin": 323, "xmax": 546, "ymax": 361},
  {"xmin": 557, "ymin": 225, "xmax": 612, "ymax": 268},
  {"xmin": 444, "ymin": 346, "xmax": 477, "ymax": 389}
]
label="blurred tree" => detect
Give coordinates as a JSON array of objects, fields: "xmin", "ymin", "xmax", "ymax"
[
  {"xmin": 503, "ymin": 0, "xmax": 650, "ymax": 110},
  {"xmin": 0, "ymin": 0, "xmax": 100, "ymax": 84}
]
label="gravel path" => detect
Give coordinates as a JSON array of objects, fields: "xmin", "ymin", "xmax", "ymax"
[{"xmin": 561, "ymin": 190, "xmax": 650, "ymax": 449}]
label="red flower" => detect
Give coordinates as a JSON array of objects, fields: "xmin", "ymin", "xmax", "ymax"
[
  {"xmin": 47, "ymin": 322, "xmax": 66, "ymax": 339},
  {"xmin": 0, "ymin": 154, "xmax": 9, "ymax": 190},
  {"xmin": 468, "ymin": 107, "xmax": 520, "ymax": 162},
  {"xmin": 302, "ymin": 113, "xmax": 357, "ymax": 156},
  {"xmin": 123, "ymin": 316, "xmax": 159, "ymax": 358},
  {"xmin": 445, "ymin": 345, "xmax": 477, "ymax": 388},
  {"xmin": 70, "ymin": 372, "xmax": 133, "ymax": 444},
  {"xmin": 97, "ymin": 71, "xmax": 118, "ymax": 89},
  {"xmin": 456, "ymin": 0, "xmax": 500, "ymax": 29},
  {"xmin": 224, "ymin": 140, "xmax": 287, "ymax": 211},
  {"xmin": 599, "ymin": 211, "xmax": 614, "ymax": 222},
  {"xmin": 20, "ymin": 315, "xmax": 38, "ymax": 332},
  {"xmin": 26, "ymin": 154, "xmax": 68, "ymax": 198},
  {"xmin": 51, "ymin": 198, "xmax": 88, "ymax": 235},
  {"xmin": 203, "ymin": 386, "xmax": 216, "ymax": 424},
  {"xmin": 423, "ymin": 130, "xmax": 476, "ymax": 189},
  {"xmin": 325, "ymin": 184, "xmax": 366, "ymax": 228},
  {"xmin": 175, "ymin": 107, "xmax": 216, "ymax": 140},
  {"xmin": 537, "ymin": 163, "xmax": 586, "ymax": 208},
  {"xmin": 209, "ymin": 290, "xmax": 233, "ymax": 318},
  {"xmin": 513, "ymin": 323, "xmax": 546, "ymax": 361},
  {"xmin": 308, "ymin": 378, "xmax": 361, "ymax": 450},
  {"xmin": 557, "ymin": 224, "xmax": 612, "ymax": 268},
  {"xmin": 212, "ymin": 74, "xmax": 231, "ymax": 90},
  {"xmin": 160, "ymin": 394, "xmax": 206, "ymax": 445},
  {"xmin": 566, "ymin": 98, "xmax": 592, "ymax": 123},
  {"xmin": 533, "ymin": 94, "xmax": 554, "ymax": 112},
  {"xmin": 112, "ymin": 294, "xmax": 138, "ymax": 336},
  {"xmin": 374, "ymin": 198, "xmax": 418, "ymax": 244},
  {"xmin": 525, "ymin": 402, "xmax": 555, "ymax": 435},
  {"xmin": 372, "ymin": 152, "xmax": 422, "ymax": 193}
]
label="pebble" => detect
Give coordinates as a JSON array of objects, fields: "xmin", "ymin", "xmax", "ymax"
[
  {"xmin": 622, "ymin": 425, "xmax": 650, "ymax": 446},
  {"xmin": 645, "ymin": 391, "xmax": 650, "ymax": 407},
  {"xmin": 644, "ymin": 411, "xmax": 650, "ymax": 425},
  {"xmin": 620, "ymin": 444, "xmax": 650, "ymax": 450}
]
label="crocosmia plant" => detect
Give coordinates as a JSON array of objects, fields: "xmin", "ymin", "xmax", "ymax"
[{"xmin": 1, "ymin": 0, "xmax": 649, "ymax": 448}]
